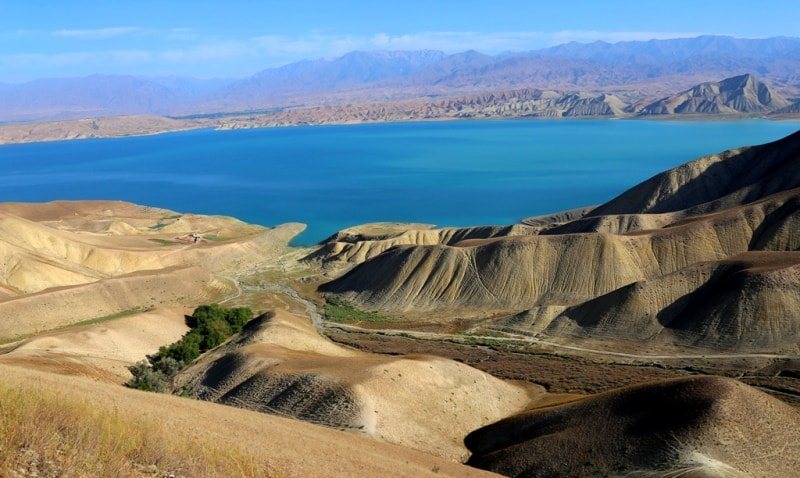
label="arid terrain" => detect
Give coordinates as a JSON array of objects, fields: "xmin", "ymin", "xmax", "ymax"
[
  {"xmin": 1, "ymin": 73, "xmax": 799, "ymax": 145},
  {"xmin": 1, "ymin": 129, "xmax": 800, "ymax": 477}
]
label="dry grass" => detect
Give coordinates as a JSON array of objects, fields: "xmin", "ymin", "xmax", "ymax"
[{"xmin": 0, "ymin": 381, "xmax": 276, "ymax": 477}]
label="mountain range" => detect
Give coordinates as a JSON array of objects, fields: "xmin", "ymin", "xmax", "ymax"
[{"xmin": 1, "ymin": 35, "xmax": 800, "ymax": 122}]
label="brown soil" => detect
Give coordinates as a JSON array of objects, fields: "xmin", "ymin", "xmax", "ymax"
[{"xmin": 325, "ymin": 327, "xmax": 800, "ymax": 407}]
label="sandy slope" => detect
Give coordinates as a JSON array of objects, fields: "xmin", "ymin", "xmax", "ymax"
[
  {"xmin": 0, "ymin": 364, "xmax": 496, "ymax": 478},
  {"xmin": 0, "ymin": 306, "xmax": 190, "ymax": 382},
  {"xmin": 175, "ymin": 309, "xmax": 541, "ymax": 460},
  {"xmin": 0, "ymin": 200, "xmax": 303, "ymax": 341}
]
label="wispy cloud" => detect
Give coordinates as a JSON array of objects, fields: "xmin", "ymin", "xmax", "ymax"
[
  {"xmin": 546, "ymin": 30, "xmax": 711, "ymax": 44},
  {"xmin": 52, "ymin": 26, "xmax": 144, "ymax": 39},
  {"xmin": 243, "ymin": 30, "xmax": 712, "ymax": 60},
  {"xmin": 1, "ymin": 29, "xmax": 718, "ymax": 80}
]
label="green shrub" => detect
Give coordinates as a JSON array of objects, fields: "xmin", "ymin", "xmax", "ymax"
[
  {"xmin": 126, "ymin": 304, "xmax": 254, "ymax": 394},
  {"xmin": 200, "ymin": 319, "xmax": 232, "ymax": 350},
  {"xmin": 151, "ymin": 356, "xmax": 184, "ymax": 376},
  {"xmin": 226, "ymin": 308, "xmax": 252, "ymax": 333},
  {"xmin": 127, "ymin": 361, "xmax": 168, "ymax": 392},
  {"xmin": 159, "ymin": 330, "xmax": 202, "ymax": 364}
]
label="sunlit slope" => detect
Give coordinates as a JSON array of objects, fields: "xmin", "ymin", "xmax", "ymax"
[
  {"xmin": 0, "ymin": 306, "xmax": 190, "ymax": 382},
  {"xmin": 175, "ymin": 309, "xmax": 540, "ymax": 460},
  {"xmin": 0, "ymin": 364, "xmax": 494, "ymax": 478},
  {"xmin": 0, "ymin": 200, "xmax": 303, "ymax": 340}
]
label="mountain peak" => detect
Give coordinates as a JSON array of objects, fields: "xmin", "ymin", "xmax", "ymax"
[{"xmin": 640, "ymin": 73, "xmax": 790, "ymax": 115}]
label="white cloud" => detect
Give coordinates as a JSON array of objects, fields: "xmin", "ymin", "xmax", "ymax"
[
  {"xmin": 1, "ymin": 29, "xmax": 719, "ymax": 80},
  {"xmin": 242, "ymin": 30, "xmax": 712, "ymax": 61},
  {"xmin": 546, "ymin": 30, "xmax": 710, "ymax": 44},
  {"xmin": 52, "ymin": 27, "xmax": 144, "ymax": 39}
]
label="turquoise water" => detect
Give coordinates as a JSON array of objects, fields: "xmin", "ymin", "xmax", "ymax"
[{"xmin": 1, "ymin": 119, "xmax": 799, "ymax": 245}]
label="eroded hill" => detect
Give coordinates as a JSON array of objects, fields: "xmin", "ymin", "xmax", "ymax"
[
  {"xmin": 174, "ymin": 309, "xmax": 550, "ymax": 461},
  {"xmin": 0, "ymin": 200, "xmax": 303, "ymax": 340},
  {"xmin": 320, "ymin": 130, "xmax": 800, "ymax": 354}
]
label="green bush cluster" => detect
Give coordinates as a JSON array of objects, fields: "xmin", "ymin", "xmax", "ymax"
[
  {"xmin": 323, "ymin": 296, "xmax": 393, "ymax": 324},
  {"xmin": 128, "ymin": 304, "xmax": 253, "ymax": 392},
  {"xmin": 127, "ymin": 361, "xmax": 169, "ymax": 392}
]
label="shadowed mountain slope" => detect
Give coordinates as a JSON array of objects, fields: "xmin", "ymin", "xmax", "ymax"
[
  {"xmin": 585, "ymin": 128, "xmax": 800, "ymax": 218},
  {"xmin": 541, "ymin": 251, "xmax": 800, "ymax": 352},
  {"xmin": 465, "ymin": 376, "xmax": 800, "ymax": 477}
]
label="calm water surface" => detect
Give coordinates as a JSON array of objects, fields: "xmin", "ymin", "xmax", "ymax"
[{"xmin": 1, "ymin": 119, "xmax": 799, "ymax": 244}]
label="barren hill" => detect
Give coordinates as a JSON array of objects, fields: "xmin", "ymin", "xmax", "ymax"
[
  {"xmin": 0, "ymin": 115, "xmax": 197, "ymax": 145},
  {"xmin": 0, "ymin": 200, "xmax": 303, "ymax": 340},
  {"xmin": 542, "ymin": 251, "xmax": 800, "ymax": 351},
  {"xmin": 465, "ymin": 376, "xmax": 800, "ymax": 477},
  {"xmin": 174, "ymin": 309, "xmax": 545, "ymax": 460},
  {"xmin": 639, "ymin": 73, "xmax": 790, "ymax": 115},
  {"xmin": 320, "ymin": 130, "xmax": 800, "ymax": 353}
]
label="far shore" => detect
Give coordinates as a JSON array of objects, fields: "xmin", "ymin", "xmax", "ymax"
[{"xmin": 2, "ymin": 111, "xmax": 800, "ymax": 146}]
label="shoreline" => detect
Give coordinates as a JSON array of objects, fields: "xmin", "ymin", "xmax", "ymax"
[{"xmin": 2, "ymin": 112, "xmax": 800, "ymax": 146}]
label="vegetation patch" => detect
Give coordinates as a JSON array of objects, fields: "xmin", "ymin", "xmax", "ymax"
[
  {"xmin": 323, "ymin": 296, "xmax": 395, "ymax": 324},
  {"xmin": 202, "ymin": 233, "xmax": 230, "ymax": 242},
  {"xmin": 148, "ymin": 238, "xmax": 181, "ymax": 246},
  {"xmin": 72, "ymin": 307, "xmax": 149, "ymax": 328},
  {"xmin": 127, "ymin": 304, "xmax": 253, "ymax": 392},
  {"xmin": 148, "ymin": 214, "xmax": 182, "ymax": 231}
]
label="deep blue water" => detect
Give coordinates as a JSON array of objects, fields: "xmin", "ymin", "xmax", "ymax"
[{"xmin": 1, "ymin": 119, "xmax": 799, "ymax": 245}]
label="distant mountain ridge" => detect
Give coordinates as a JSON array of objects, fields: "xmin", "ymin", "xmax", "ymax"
[{"xmin": 1, "ymin": 35, "xmax": 800, "ymax": 122}]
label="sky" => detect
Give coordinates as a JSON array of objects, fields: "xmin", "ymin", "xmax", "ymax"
[{"xmin": 1, "ymin": 0, "xmax": 799, "ymax": 82}]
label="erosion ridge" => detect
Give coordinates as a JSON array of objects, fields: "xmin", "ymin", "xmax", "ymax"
[{"xmin": 174, "ymin": 309, "xmax": 547, "ymax": 461}]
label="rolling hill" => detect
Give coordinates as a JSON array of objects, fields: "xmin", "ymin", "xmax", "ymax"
[
  {"xmin": 174, "ymin": 309, "xmax": 545, "ymax": 460},
  {"xmin": 0, "ymin": 200, "xmax": 303, "ymax": 340}
]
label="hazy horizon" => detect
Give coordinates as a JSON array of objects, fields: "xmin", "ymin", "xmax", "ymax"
[
  {"xmin": 4, "ymin": 0, "xmax": 800, "ymax": 82},
  {"xmin": 2, "ymin": 33, "xmax": 799, "ymax": 85}
]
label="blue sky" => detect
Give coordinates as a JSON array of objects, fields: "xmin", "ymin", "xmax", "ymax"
[{"xmin": 2, "ymin": 0, "xmax": 799, "ymax": 82}]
